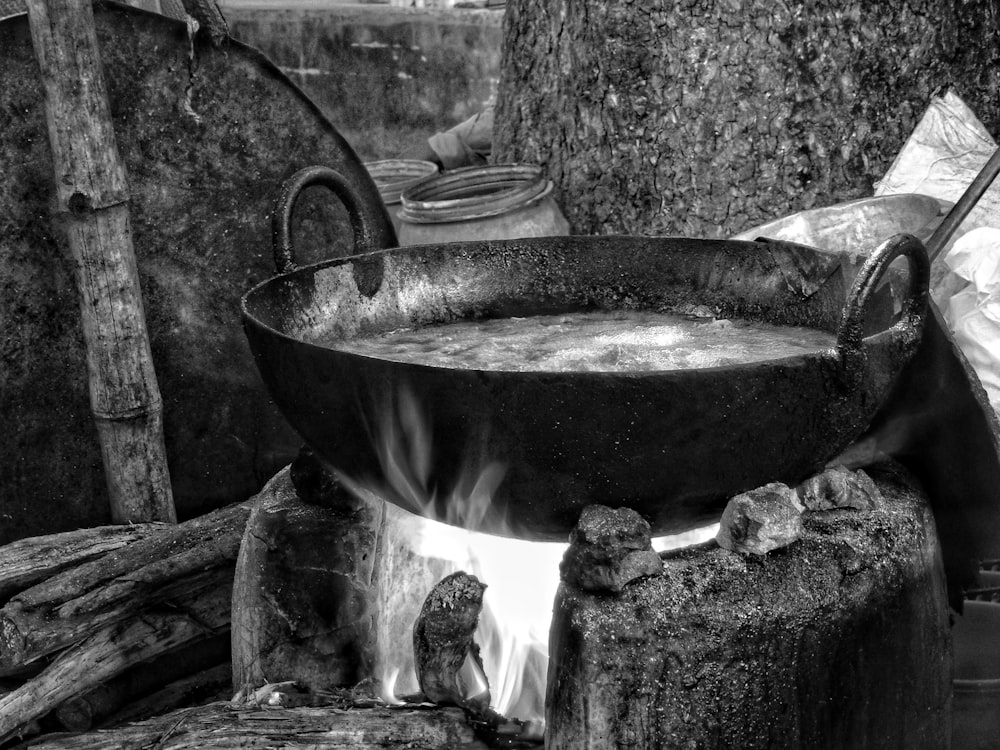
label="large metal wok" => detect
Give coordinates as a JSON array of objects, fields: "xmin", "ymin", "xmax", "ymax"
[{"xmin": 242, "ymin": 167, "xmax": 929, "ymax": 539}]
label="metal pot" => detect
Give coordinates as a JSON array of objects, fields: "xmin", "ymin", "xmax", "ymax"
[{"xmin": 243, "ymin": 168, "xmax": 929, "ymax": 539}]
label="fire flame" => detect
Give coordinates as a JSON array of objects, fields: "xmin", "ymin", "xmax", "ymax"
[
  {"xmin": 336, "ymin": 386, "xmax": 717, "ymax": 727},
  {"xmin": 337, "ymin": 387, "xmax": 506, "ymax": 531}
]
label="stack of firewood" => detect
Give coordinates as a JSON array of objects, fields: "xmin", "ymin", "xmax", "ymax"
[{"xmin": 0, "ymin": 499, "xmax": 255, "ymax": 744}]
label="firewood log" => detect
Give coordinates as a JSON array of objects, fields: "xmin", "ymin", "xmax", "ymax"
[
  {"xmin": 0, "ymin": 523, "xmax": 165, "ymax": 604},
  {"xmin": 11, "ymin": 500, "xmax": 249, "ymax": 610},
  {"xmin": 412, "ymin": 572, "xmax": 489, "ymax": 711},
  {"xmin": 0, "ymin": 575, "xmax": 231, "ymax": 744},
  {"xmin": 96, "ymin": 662, "xmax": 231, "ymax": 729},
  {"xmin": 20, "ymin": 703, "xmax": 488, "ymax": 749},
  {"xmin": 53, "ymin": 633, "xmax": 231, "ymax": 731},
  {"xmin": 0, "ymin": 497, "xmax": 255, "ymax": 674},
  {"xmin": 0, "ymin": 561, "xmax": 234, "ymax": 677}
]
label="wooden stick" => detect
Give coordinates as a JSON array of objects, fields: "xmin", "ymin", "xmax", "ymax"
[
  {"xmin": 25, "ymin": 0, "xmax": 175, "ymax": 524},
  {"xmin": 0, "ymin": 579, "xmax": 232, "ymax": 744},
  {"xmin": 0, "ymin": 524, "xmax": 165, "ymax": 603},
  {"xmin": 21, "ymin": 703, "xmax": 487, "ymax": 750}
]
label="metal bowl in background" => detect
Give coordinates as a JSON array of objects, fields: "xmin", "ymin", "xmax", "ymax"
[
  {"xmin": 363, "ymin": 159, "xmax": 439, "ymax": 205},
  {"xmin": 362, "ymin": 159, "xmax": 439, "ymax": 235}
]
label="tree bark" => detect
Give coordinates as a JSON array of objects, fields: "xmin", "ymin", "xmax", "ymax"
[
  {"xmin": 25, "ymin": 0, "xmax": 175, "ymax": 524},
  {"xmin": 494, "ymin": 0, "xmax": 1000, "ymax": 239}
]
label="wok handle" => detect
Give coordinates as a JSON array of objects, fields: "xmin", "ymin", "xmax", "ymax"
[
  {"xmin": 272, "ymin": 165, "xmax": 383, "ymax": 274},
  {"xmin": 836, "ymin": 233, "xmax": 929, "ymax": 380}
]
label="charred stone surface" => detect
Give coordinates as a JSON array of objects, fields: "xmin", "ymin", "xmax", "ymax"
[
  {"xmin": 231, "ymin": 468, "xmax": 384, "ymax": 693},
  {"xmin": 546, "ymin": 467, "xmax": 952, "ymax": 750},
  {"xmin": 289, "ymin": 446, "xmax": 365, "ymax": 514},
  {"xmin": 715, "ymin": 482, "xmax": 805, "ymax": 556},
  {"xmin": 797, "ymin": 464, "xmax": 882, "ymax": 511},
  {"xmin": 413, "ymin": 572, "xmax": 490, "ymax": 711},
  {"xmin": 560, "ymin": 505, "xmax": 663, "ymax": 593}
]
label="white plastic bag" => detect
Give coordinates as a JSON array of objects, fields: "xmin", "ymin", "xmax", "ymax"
[
  {"xmin": 942, "ymin": 227, "xmax": 1000, "ymax": 414},
  {"xmin": 876, "ymin": 90, "xmax": 1000, "ymax": 234}
]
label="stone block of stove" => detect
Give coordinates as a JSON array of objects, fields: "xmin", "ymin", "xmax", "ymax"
[
  {"xmin": 546, "ymin": 465, "xmax": 952, "ymax": 750},
  {"xmin": 231, "ymin": 465, "xmax": 384, "ymax": 693}
]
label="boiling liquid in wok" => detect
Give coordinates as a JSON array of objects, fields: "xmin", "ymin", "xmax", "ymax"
[{"xmin": 335, "ymin": 310, "xmax": 836, "ymax": 372}]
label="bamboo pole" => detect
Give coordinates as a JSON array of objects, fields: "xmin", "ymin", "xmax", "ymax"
[{"xmin": 25, "ymin": 0, "xmax": 176, "ymax": 523}]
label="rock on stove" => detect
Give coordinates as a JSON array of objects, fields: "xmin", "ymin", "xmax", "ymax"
[
  {"xmin": 413, "ymin": 571, "xmax": 490, "ymax": 710},
  {"xmin": 797, "ymin": 465, "xmax": 882, "ymax": 511},
  {"xmin": 716, "ymin": 482, "xmax": 804, "ymax": 555},
  {"xmin": 560, "ymin": 505, "xmax": 663, "ymax": 593}
]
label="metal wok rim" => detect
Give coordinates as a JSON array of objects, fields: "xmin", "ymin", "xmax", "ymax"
[{"xmin": 239, "ymin": 236, "xmax": 893, "ymax": 379}]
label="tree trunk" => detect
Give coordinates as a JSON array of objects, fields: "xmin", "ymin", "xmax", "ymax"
[{"xmin": 494, "ymin": 0, "xmax": 1000, "ymax": 238}]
